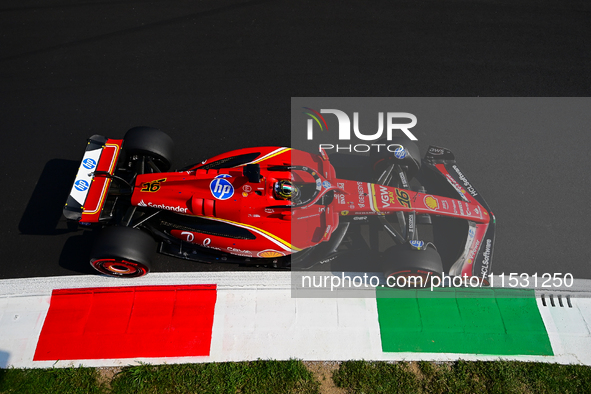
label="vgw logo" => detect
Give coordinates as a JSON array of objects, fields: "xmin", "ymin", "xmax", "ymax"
[{"xmin": 303, "ymin": 107, "xmax": 417, "ymax": 153}]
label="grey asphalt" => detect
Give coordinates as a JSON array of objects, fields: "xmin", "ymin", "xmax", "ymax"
[{"xmin": 1, "ymin": 0, "xmax": 590, "ymax": 279}]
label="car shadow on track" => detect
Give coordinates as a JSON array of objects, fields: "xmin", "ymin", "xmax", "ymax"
[
  {"xmin": 19, "ymin": 159, "xmax": 100, "ymax": 275},
  {"xmin": 59, "ymin": 231, "xmax": 99, "ymax": 275},
  {"xmin": 18, "ymin": 159, "xmax": 79, "ymax": 235}
]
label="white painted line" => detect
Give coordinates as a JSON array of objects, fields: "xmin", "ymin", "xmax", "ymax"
[{"xmin": 1, "ymin": 273, "xmax": 591, "ymax": 368}]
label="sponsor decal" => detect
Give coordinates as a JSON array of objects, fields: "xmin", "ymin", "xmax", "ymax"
[
  {"xmin": 451, "ymin": 199, "xmax": 458, "ymax": 214},
  {"xmin": 317, "ymin": 255, "xmax": 339, "ymax": 265},
  {"xmin": 203, "ymin": 238, "xmax": 211, "ymax": 246},
  {"xmin": 322, "ymin": 180, "xmax": 331, "ymax": 189},
  {"xmin": 181, "ymin": 231, "xmax": 194, "ymax": 242},
  {"xmin": 243, "ymin": 185, "xmax": 252, "ymax": 192},
  {"xmin": 424, "ymin": 195, "xmax": 439, "ymax": 210},
  {"xmin": 264, "ymin": 208, "xmax": 274, "ymax": 213},
  {"xmin": 467, "ymin": 239, "xmax": 480, "ymax": 264},
  {"xmin": 399, "ymin": 171, "xmax": 408, "ymax": 187},
  {"xmin": 210, "ymin": 177, "xmax": 234, "ymax": 200},
  {"xmin": 442, "ymin": 200, "xmax": 449, "ymax": 210},
  {"xmin": 141, "ymin": 201, "xmax": 188, "ymax": 213},
  {"xmin": 337, "ymin": 182, "xmax": 345, "ymax": 189},
  {"xmin": 393, "ymin": 146, "xmax": 406, "ymax": 159},
  {"xmin": 481, "ymin": 239, "xmax": 492, "ymax": 276},
  {"xmin": 315, "ymin": 178, "xmax": 322, "ymax": 190},
  {"xmin": 242, "ymin": 192, "xmax": 248, "ymax": 197},
  {"xmin": 215, "ymin": 174, "xmax": 232, "ymax": 178},
  {"xmin": 474, "ymin": 206, "xmax": 481, "ymax": 217},
  {"xmin": 409, "ymin": 240, "xmax": 424, "ymax": 250},
  {"xmin": 257, "ymin": 250, "xmax": 286, "ymax": 258},
  {"xmin": 324, "ymin": 224, "xmax": 332, "ymax": 237},
  {"xmin": 74, "ymin": 179, "xmax": 89, "ymax": 192},
  {"xmin": 341, "ymin": 210, "xmax": 349, "ymax": 216},
  {"xmin": 408, "ymin": 213, "xmax": 415, "ymax": 231},
  {"xmin": 378, "ymin": 185, "xmax": 395, "ymax": 208},
  {"xmin": 444, "ymin": 174, "xmax": 469, "ymax": 201},
  {"xmin": 82, "ymin": 158, "xmax": 97, "ymax": 170},
  {"xmin": 353, "ymin": 216, "xmax": 367, "ymax": 220},
  {"xmin": 296, "ymin": 213, "xmax": 320, "ymax": 220},
  {"xmin": 457, "ymin": 199, "xmax": 464, "ymax": 215},
  {"xmin": 452, "ymin": 165, "xmax": 478, "ymax": 197},
  {"xmin": 141, "ymin": 178, "xmax": 166, "ymax": 193},
  {"xmin": 336, "ymin": 193, "xmax": 346, "ymax": 204},
  {"xmin": 227, "ymin": 246, "xmax": 253, "ymax": 255},
  {"xmin": 357, "ymin": 182, "xmax": 366, "ymax": 208},
  {"xmin": 428, "ymin": 147, "xmax": 444, "ymax": 155},
  {"xmin": 464, "ymin": 202, "xmax": 471, "ymax": 216}
]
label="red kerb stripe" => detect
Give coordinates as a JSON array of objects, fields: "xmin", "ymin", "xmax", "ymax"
[{"xmin": 34, "ymin": 285, "xmax": 217, "ymax": 360}]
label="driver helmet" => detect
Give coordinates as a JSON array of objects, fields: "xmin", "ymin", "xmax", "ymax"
[{"xmin": 274, "ymin": 180, "xmax": 299, "ymax": 200}]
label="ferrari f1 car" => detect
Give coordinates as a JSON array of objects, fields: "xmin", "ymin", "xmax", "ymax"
[{"xmin": 64, "ymin": 127, "xmax": 495, "ymax": 285}]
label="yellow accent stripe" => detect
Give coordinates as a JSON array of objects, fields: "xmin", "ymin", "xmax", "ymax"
[
  {"xmin": 84, "ymin": 143, "xmax": 120, "ymax": 215},
  {"xmin": 370, "ymin": 184, "xmax": 381, "ymax": 213},
  {"xmin": 238, "ymin": 147, "xmax": 291, "ymax": 166},
  {"xmin": 202, "ymin": 216, "xmax": 301, "ymax": 252},
  {"xmin": 252, "ymin": 147, "xmax": 291, "ymax": 164}
]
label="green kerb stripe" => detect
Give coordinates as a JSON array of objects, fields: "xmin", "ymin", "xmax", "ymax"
[{"xmin": 376, "ymin": 287, "xmax": 553, "ymax": 356}]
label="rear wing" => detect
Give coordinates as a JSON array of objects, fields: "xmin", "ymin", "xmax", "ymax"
[
  {"xmin": 63, "ymin": 135, "xmax": 123, "ymax": 223},
  {"xmin": 424, "ymin": 145, "xmax": 496, "ymax": 283}
]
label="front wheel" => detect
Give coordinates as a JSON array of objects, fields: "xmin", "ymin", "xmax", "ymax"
[
  {"xmin": 381, "ymin": 244, "xmax": 443, "ymax": 288},
  {"xmin": 90, "ymin": 226, "xmax": 155, "ymax": 277}
]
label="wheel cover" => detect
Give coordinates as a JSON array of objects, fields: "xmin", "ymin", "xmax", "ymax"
[{"xmin": 92, "ymin": 258, "xmax": 147, "ymax": 277}]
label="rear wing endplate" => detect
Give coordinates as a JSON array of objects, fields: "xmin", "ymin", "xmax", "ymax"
[{"xmin": 63, "ymin": 135, "xmax": 123, "ymax": 223}]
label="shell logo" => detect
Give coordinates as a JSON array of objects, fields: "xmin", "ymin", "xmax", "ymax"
[
  {"xmin": 257, "ymin": 250, "xmax": 286, "ymax": 258},
  {"xmin": 424, "ymin": 195, "xmax": 439, "ymax": 210}
]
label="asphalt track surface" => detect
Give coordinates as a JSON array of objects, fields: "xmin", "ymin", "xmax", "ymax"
[{"xmin": 1, "ymin": 0, "xmax": 590, "ymax": 280}]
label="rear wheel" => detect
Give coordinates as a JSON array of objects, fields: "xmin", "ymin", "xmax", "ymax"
[
  {"xmin": 382, "ymin": 244, "xmax": 443, "ymax": 288},
  {"xmin": 90, "ymin": 226, "xmax": 155, "ymax": 277},
  {"xmin": 124, "ymin": 126, "xmax": 174, "ymax": 172}
]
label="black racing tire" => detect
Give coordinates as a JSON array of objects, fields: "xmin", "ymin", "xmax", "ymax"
[
  {"xmin": 381, "ymin": 244, "xmax": 443, "ymax": 288},
  {"xmin": 371, "ymin": 137, "xmax": 421, "ymax": 180},
  {"xmin": 90, "ymin": 226, "xmax": 155, "ymax": 277},
  {"xmin": 123, "ymin": 126, "xmax": 174, "ymax": 172}
]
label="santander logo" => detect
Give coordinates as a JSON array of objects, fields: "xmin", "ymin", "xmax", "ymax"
[{"xmin": 138, "ymin": 199, "xmax": 187, "ymax": 213}]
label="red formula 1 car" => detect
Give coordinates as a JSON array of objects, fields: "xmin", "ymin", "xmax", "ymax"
[{"xmin": 64, "ymin": 127, "xmax": 495, "ymax": 284}]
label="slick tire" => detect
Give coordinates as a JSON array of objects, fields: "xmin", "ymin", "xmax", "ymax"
[
  {"xmin": 90, "ymin": 226, "xmax": 155, "ymax": 278},
  {"xmin": 124, "ymin": 126, "xmax": 174, "ymax": 171},
  {"xmin": 381, "ymin": 244, "xmax": 443, "ymax": 288}
]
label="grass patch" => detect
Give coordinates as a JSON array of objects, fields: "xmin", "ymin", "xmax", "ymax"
[
  {"xmin": 332, "ymin": 360, "xmax": 591, "ymax": 394},
  {"xmin": 0, "ymin": 365, "xmax": 105, "ymax": 394},
  {"xmin": 0, "ymin": 360, "xmax": 318, "ymax": 394},
  {"xmin": 110, "ymin": 359, "xmax": 319, "ymax": 394}
]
